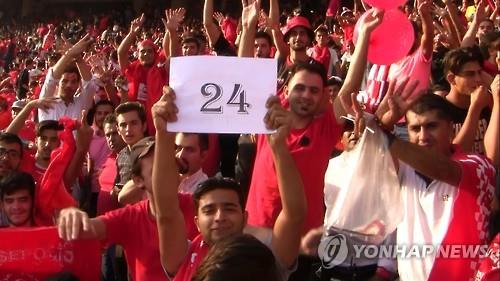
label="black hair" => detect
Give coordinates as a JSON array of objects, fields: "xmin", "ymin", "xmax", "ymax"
[
  {"xmin": 0, "ymin": 132, "xmax": 24, "ymax": 158},
  {"xmin": 0, "ymin": 171, "xmax": 36, "ymax": 201},
  {"xmin": 288, "ymin": 62, "xmax": 327, "ymax": 86},
  {"xmin": 192, "ymin": 234, "xmax": 279, "ymax": 281},
  {"xmin": 181, "ymin": 36, "xmax": 201, "ymax": 50},
  {"xmin": 193, "ymin": 177, "xmax": 245, "ymax": 211},
  {"xmin": 86, "ymin": 100, "xmax": 116, "ymax": 125},
  {"xmin": 115, "ymin": 102, "xmax": 147, "ymax": 124},
  {"xmin": 103, "ymin": 113, "xmax": 118, "ymax": 126},
  {"xmin": 443, "ymin": 46, "xmax": 484, "ymax": 75},
  {"xmin": 36, "ymin": 120, "xmax": 63, "ymax": 137},
  {"xmin": 407, "ymin": 92, "xmax": 455, "ymax": 122},
  {"xmin": 62, "ymin": 64, "xmax": 81, "ymax": 81},
  {"xmin": 178, "ymin": 133, "xmax": 209, "ymax": 151},
  {"xmin": 255, "ymin": 31, "xmax": 273, "ymax": 47}
]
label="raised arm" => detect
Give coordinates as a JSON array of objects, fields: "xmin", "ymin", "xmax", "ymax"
[
  {"xmin": 452, "ymin": 85, "xmax": 491, "ymax": 152},
  {"xmin": 118, "ymin": 14, "xmax": 145, "ymax": 70},
  {"xmin": 375, "ymin": 80, "xmax": 462, "ymax": 186},
  {"xmin": 5, "ymin": 98, "xmax": 56, "ymax": 134},
  {"xmin": 163, "ymin": 8, "xmax": 185, "ymax": 58},
  {"xmin": 264, "ymin": 96, "xmax": 306, "ymax": 268},
  {"xmin": 52, "ymin": 34, "xmax": 93, "ymax": 80},
  {"xmin": 484, "ymin": 74, "xmax": 499, "ymax": 166},
  {"xmin": 269, "ymin": 0, "xmax": 288, "ymax": 59},
  {"xmin": 461, "ymin": 0, "xmax": 488, "ymax": 47},
  {"xmin": 334, "ymin": 9, "xmax": 384, "ymax": 122},
  {"xmin": 238, "ymin": 0, "xmax": 260, "ymax": 57},
  {"xmin": 417, "ymin": 0, "xmax": 434, "ymax": 59},
  {"xmin": 152, "ymin": 86, "xmax": 189, "ymax": 274},
  {"xmin": 203, "ymin": 0, "xmax": 222, "ymax": 47},
  {"xmin": 63, "ymin": 110, "xmax": 93, "ymax": 190},
  {"xmin": 443, "ymin": 0, "xmax": 467, "ymax": 43}
]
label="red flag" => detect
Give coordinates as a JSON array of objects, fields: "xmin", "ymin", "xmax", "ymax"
[
  {"xmin": 35, "ymin": 117, "xmax": 77, "ymax": 226},
  {"xmin": 0, "ymin": 227, "xmax": 101, "ymax": 281}
]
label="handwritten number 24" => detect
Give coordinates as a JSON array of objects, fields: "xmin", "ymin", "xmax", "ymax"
[{"xmin": 200, "ymin": 83, "xmax": 250, "ymax": 114}]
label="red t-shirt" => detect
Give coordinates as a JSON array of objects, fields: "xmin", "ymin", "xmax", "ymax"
[
  {"xmin": 475, "ymin": 234, "xmax": 500, "ymax": 281},
  {"xmin": 101, "ymin": 197, "xmax": 198, "ymax": 281},
  {"xmin": 124, "ymin": 61, "xmax": 168, "ymax": 136},
  {"xmin": 246, "ymin": 105, "xmax": 342, "ymax": 233},
  {"xmin": 97, "ymin": 153, "xmax": 119, "ymax": 215},
  {"xmin": 172, "ymin": 234, "xmax": 210, "ymax": 281}
]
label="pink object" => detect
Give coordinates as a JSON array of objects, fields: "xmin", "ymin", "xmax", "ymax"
[
  {"xmin": 364, "ymin": 0, "xmax": 406, "ymax": 10},
  {"xmin": 353, "ymin": 9, "xmax": 414, "ymax": 65}
]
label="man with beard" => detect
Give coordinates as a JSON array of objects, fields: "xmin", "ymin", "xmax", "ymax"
[
  {"xmin": 0, "ymin": 133, "xmax": 22, "ymax": 181},
  {"xmin": 175, "ymin": 133, "xmax": 208, "ymax": 194}
]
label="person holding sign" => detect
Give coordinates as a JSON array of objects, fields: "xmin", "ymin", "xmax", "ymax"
[
  {"xmin": 239, "ymin": 3, "xmax": 385, "ymax": 279},
  {"xmin": 150, "ymin": 86, "xmax": 306, "ymax": 281}
]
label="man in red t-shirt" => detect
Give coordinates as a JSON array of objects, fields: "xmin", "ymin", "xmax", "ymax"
[
  {"xmin": 57, "ymin": 138, "xmax": 198, "ymax": 281},
  {"xmin": 118, "ymin": 14, "xmax": 168, "ymax": 136},
  {"xmin": 150, "ymin": 84, "xmax": 307, "ymax": 281}
]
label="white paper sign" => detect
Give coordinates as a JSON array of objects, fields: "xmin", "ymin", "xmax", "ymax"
[{"xmin": 168, "ymin": 56, "xmax": 277, "ymax": 134}]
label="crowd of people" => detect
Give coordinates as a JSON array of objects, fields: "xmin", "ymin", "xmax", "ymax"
[{"xmin": 0, "ymin": 0, "xmax": 499, "ymax": 280}]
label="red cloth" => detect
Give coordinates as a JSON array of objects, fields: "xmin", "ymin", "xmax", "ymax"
[
  {"xmin": 124, "ymin": 61, "xmax": 168, "ymax": 136},
  {"xmin": 35, "ymin": 117, "xmax": 77, "ymax": 226},
  {"xmin": 173, "ymin": 234, "xmax": 210, "ymax": 281},
  {"xmin": 326, "ymin": 0, "xmax": 340, "ymax": 17},
  {"xmin": 310, "ymin": 45, "xmax": 331, "ymax": 74},
  {"xmin": 221, "ymin": 17, "xmax": 238, "ymax": 46},
  {"xmin": 97, "ymin": 153, "xmax": 120, "ymax": 215},
  {"xmin": 475, "ymin": 234, "xmax": 500, "ymax": 280},
  {"xmin": 101, "ymin": 197, "xmax": 197, "ymax": 281},
  {"xmin": 0, "ymin": 226, "xmax": 101, "ymax": 281},
  {"xmin": 425, "ymin": 153, "xmax": 496, "ymax": 280},
  {"xmin": 201, "ymin": 134, "xmax": 221, "ymax": 177},
  {"xmin": 0, "ymin": 109, "xmax": 11, "ymax": 130}
]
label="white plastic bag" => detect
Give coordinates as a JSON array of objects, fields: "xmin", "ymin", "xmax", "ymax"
[{"xmin": 323, "ymin": 116, "xmax": 403, "ymax": 245}]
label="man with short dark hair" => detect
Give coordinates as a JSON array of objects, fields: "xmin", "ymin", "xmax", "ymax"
[
  {"xmin": 443, "ymin": 46, "xmax": 498, "ymax": 165},
  {"xmin": 150, "ymin": 85, "xmax": 307, "ymax": 281},
  {"xmin": 38, "ymin": 35, "xmax": 95, "ymax": 122},
  {"xmin": 175, "ymin": 133, "xmax": 209, "ymax": 194},
  {"xmin": 0, "ymin": 132, "xmax": 23, "ymax": 180},
  {"xmin": 0, "ymin": 171, "xmax": 36, "ymax": 228},
  {"xmin": 373, "ymin": 91, "xmax": 496, "ymax": 280}
]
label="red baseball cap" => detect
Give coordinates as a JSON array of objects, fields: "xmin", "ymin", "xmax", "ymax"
[{"xmin": 283, "ymin": 16, "xmax": 315, "ymax": 41}]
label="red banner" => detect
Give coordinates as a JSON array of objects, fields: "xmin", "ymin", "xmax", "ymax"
[{"xmin": 0, "ymin": 227, "xmax": 101, "ymax": 281}]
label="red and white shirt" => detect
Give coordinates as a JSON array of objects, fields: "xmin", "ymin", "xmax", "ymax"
[{"xmin": 397, "ymin": 150, "xmax": 496, "ymax": 281}]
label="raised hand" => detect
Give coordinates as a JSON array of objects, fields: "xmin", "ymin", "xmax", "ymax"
[
  {"xmin": 65, "ymin": 34, "xmax": 93, "ymax": 58},
  {"xmin": 213, "ymin": 11, "xmax": 225, "ymax": 25},
  {"xmin": 164, "ymin": 8, "xmax": 186, "ymax": 32},
  {"xmin": 375, "ymin": 77, "xmax": 420, "ymax": 129},
  {"xmin": 76, "ymin": 110, "xmax": 93, "ymax": 152},
  {"xmin": 241, "ymin": 0, "xmax": 261, "ymax": 29},
  {"xmin": 152, "ymin": 86, "xmax": 179, "ymax": 133},
  {"xmin": 130, "ymin": 13, "xmax": 145, "ymax": 34},
  {"xmin": 264, "ymin": 95, "xmax": 291, "ymax": 148},
  {"xmin": 360, "ymin": 9, "xmax": 384, "ymax": 34}
]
